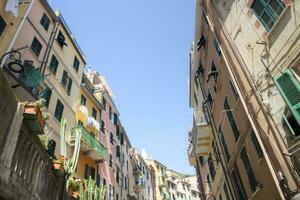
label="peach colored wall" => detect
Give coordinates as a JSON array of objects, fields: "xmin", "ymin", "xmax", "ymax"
[{"xmin": 12, "ymin": 0, "xmax": 54, "ymax": 68}]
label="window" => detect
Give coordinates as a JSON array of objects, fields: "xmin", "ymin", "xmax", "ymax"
[
  {"xmin": 197, "ymin": 33, "xmax": 206, "ymax": 51},
  {"xmin": 229, "ymin": 80, "xmax": 239, "ymax": 100},
  {"xmin": 84, "ymin": 164, "xmax": 89, "ymax": 179},
  {"xmin": 116, "ymin": 145, "xmax": 121, "ymax": 158},
  {"xmin": 120, "ymin": 133, "xmax": 124, "ymax": 145},
  {"xmin": 275, "ymin": 69, "xmax": 300, "ymax": 137},
  {"xmin": 40, "ymin": 13, "xmax": 50, "ymax": 31},
  {"xmin": 67, "ymin": 78, "xmax": 72, "ymax": 95},
  {"xmin": 31, "ymin": 37, "xmax": 42, "ymax": 57},
  {"xmin": 224, "ymin": 97, "xmax": 240, "ymax": 141},
  {"xmin": 57, "ymin": 31, "xmax": 67, "ymax": 48},
  {"xmin": 109, "ymin": 106, "xmax": 112, "ymax": 120},
  {"xmin": 0, "ymin": 15, "xmax": 7, "ymax": 37},
  {"xmin": 231, "ymin": 165, "xmax": 247, "ymax": 200},
  {"xmin": 251, "ymin": 0, "xmax": 285, "ymax": 31},
  {"xmin": 241, "ymin": 147, "xmax": 259, "ymax": 192},
  {"xmin": 61, "ymin": 70, "xmax": 72, "ymax": 95},
  {"xmin": 109, "ymin": 154, "xmax": 113, "ymax": 167},
  {"xmin": 101, "ymin": 120, "xmax": 105, "ymax": 133},
  {"xmin": 81, "ymin": 95, "xmax": 87, "ymax": 106},
  {"xmin": 214, "ymin": 39, "xmax": 221, "ymax": 56},
  {"xmin": 54, "ymin": 99, "xmax": 64, "ymax": 122},
  {"xmin": 251, "ymin": 131, "xmax": 263, "ymax": 158},
  {"xmin": 220, "ymin": 131, "xmax": 230, "ymax": 162},
  {"xmin": 43, "ymin": 85, "xmax": 52, "ymax": 107},
  {"xmin": 207, "ymin": 61, "xmax": 219, "ymax": 82},
  {"xmin": 102, "ymin": 97, "xmax": 106, "ymax": 111},
  {"xmin": 78, "ymin": 120, "xmax": 83, "ymax": 126},
  {"xmin": 49, "ymin": 55, "xmax": 59, "ymax": 75},
  {"xmin": 73, "ymin": 56, "xmax": 80, "ymax": 72},
  {"xmin": 92, "ymin": 107, "xmax": 97, "ymax": 120},
  {"xmin": 113, "ymin": 113, "xmax": 118, "ymax": 125},
  {"xmin": 110, "ymin": 132, "xmax": 114, "ymax": 144},
  {"xmin": 61, "ymin": 70, "xmax": 68, "ymax": 87}
]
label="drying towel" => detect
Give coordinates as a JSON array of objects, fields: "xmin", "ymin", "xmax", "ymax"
[{"xmin": 5, "ymin": 0, "xmax": 19, "ymax": 17}]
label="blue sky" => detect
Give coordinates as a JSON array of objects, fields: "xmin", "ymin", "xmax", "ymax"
[{"xmin": 51, "ymin": 0, "xmax": 195, "ymax": 174}]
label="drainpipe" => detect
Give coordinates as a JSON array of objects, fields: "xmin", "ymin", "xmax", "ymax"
[
  {"xmin": 40, "ymin": 20, "xmax": 59, "ymax": 75},
  {"xmin": 218, "ymin": 25, "xmax": 287, "ymax": 200}
]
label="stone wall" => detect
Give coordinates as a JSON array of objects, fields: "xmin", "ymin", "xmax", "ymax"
[{"xmin": 0, "ymin": 68, "xmax": 63, "ymax": 200}]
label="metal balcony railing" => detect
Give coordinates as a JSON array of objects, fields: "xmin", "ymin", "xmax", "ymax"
[{"xmin": 72, "ymin": 126, "xmax": 107, "ymax": 161}]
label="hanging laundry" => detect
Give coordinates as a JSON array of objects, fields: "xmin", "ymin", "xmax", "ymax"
[{"xmin": 5, "ymin": 0, "xmax": 20, "ymax": 17}]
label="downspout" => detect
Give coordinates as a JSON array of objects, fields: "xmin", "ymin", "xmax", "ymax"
[{"xmin": 40, "ymin": 19, "xmax": 59, "ymax": 75}]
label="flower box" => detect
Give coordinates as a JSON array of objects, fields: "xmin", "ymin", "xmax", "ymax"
[{"xmin": 23, "ymin": 105, "xmax": 45, "ymax": 134}]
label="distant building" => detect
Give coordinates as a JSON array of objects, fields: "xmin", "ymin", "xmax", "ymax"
[{"xmin": 131, "ymin": 149, "xmax": 154, "ymax": 200}]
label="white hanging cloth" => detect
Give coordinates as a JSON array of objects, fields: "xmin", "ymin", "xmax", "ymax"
[{"xmin": 5, "ymin": 0, "xmax": 19, "ymax": 17}]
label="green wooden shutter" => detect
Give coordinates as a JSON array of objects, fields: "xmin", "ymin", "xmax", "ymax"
[{"xmin": 275, "ymin": 69, "xmax": 300, "ymax": 126}]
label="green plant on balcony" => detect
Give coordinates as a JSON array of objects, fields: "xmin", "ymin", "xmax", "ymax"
[
  {"xmin": 38, "ymin": 134, "xmax": 48, "ymax": 150},
  {"xmin": 22, "ymin": 98, "xmax": 50, "ymax": 135},
  {"xmin": 67, "ymin": 176, "xmax": 81, "ymax": 199},
  {"xmin": 79, "ymin": 176, "xmax": 106, "ymax": 200}
]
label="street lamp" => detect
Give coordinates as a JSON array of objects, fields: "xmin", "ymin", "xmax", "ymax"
[{"xmin": 0, "ymin": 50, "xmax": 24, "ymax": 73}]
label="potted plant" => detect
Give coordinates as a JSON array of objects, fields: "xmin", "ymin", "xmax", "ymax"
[
  {"xmin": 53, "ymin": 155, "xmax": 65, "ymax": 176},
  {"xmin": 67, "ymin": 177, "xmax": 81, "ymax": 199},
  {"xmin": 23, "ymin": 99, "xmax": 49, "ymax": 134}
]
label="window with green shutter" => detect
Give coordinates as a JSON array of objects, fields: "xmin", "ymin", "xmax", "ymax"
[
  {"xmin": 109, "ymin": 106, "xmax": 112, "ymax": 120},
  {"xmin": 31, "ymin": 37, "xmax": 42, "ymax": 57},
  {"xmin": 120, "ymin": 133, "xmax": 124, "ymax": 145},
  {"xmin": 275, "ymin": 69, "xmax": 300, "ymax": 137},
  {"xmin": 54, "ymin": 99, "xmax": 64, "ymax": 122},
  {"xmin": 0, "ymin": 15, "xmax": 7, "ymax": 37},
  {"xmin": 73, "ymin": 56, "xmax": 80, "ymax": 72},
  {"xmin": 90, "ymin": 167, "xmax": 95, "ymax": 180},
  {"xmin": 81, "ymin": 95, "xmax": 87, "ymax": 106},
  {"xmin": 49, "ymin": 55, "xmax": 59, "ymax": 75},
  {"xmin": 231, "ymin": 164, "xmax": 247, "ymax": 200},
  {"xmin": 224, "ymin": 97, "xmax": 240, "ymax": 141},
  {"xmin": 43, "ymin": 86, "xmax": 52, "ymax": 107},
  {"xmin": 40, "ymin": 13, "xmax": 50, "ymax": 31},
  {"xmin": 84, "ymin": 164, "xmax": 89, "ymax": 179},
  {"xmin": 251, "ymin": 0, "xmax": 285, "ymax": 31},
  {"xmin": 67, "ymin": 78, "xmax": 72, "ymax": 95},
  {"xmin": 240, "ymin": 147, "xmax": 259, "ymax": 192},
  {"xmin": 251, "ymin": 131, "xmax": 263, "ymax": 158},
  {"xmin": 114, "ymin": 113, "xmax": 118, "ymax": 125},
  {"xmin": 101, "ymin": 120, "xmax": 105, "ymax": 133},
  {"xmin": 116, "ymin": 145, "xmax": 121, "ymax": 158},
  {"xmin": 102, "ymin": 98, "xmax": 106, "ymax": 111},
  {"xmin": 220, "ymin": 131, "xmax": 231, "ymax": 163},
  {"xmin": 110, "ymin": 132, "xmax": 114, "ymax": 144},
  {"xmin": 92, "ymin": 107, "xmax": 97, "ymax": 120},
  {"xmin": 61, "ymin": 70, "xmax": 68, "ymax": 88}
]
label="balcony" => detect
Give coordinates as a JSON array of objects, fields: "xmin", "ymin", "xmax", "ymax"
[
  {"xmin": 188, "ymin": 140, "xmax": 197, "ymax": 166},
  {"xmin": 70, "ymin": 126, "xmax": 107, "ymax": 162},
  {"xmin": 195, "ymin": 123, "xmax": 213, "ymax": 157}
]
